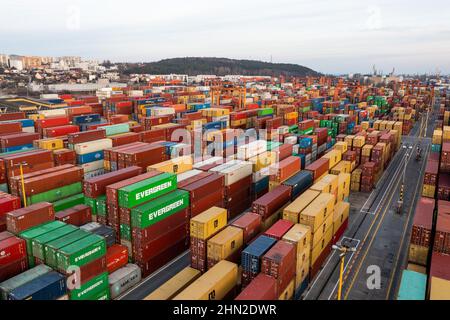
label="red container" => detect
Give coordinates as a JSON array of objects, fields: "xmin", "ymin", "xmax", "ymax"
[
  {"xmin": 299, "ymin": 119, "xmax": 314, "ymax": 131},
  {"xmin": 110, "ymin": 132, "xmax": 140, "ymax": 147},
  {"xmin": 261, "ymin": 240, "xmax": 296, "ymax": 293},
  {"xmin": 133, "ymin": 224, "xmax": 188, "ymax": 262},
  {"xmin": 181, "ymin": 173, "xmax": 225, "ymax": 201},
  {"xmin": 252, "ymin": 185, "xmax": 291, "ymax": 219},
  {"xmin": 43, "ymin": 125, "xmax": 80, "ymax": 138},
  {"xmin": 6, "ymin": 202, "xmax": 54, "ymax": 234},
  {"xmin": 410, "ymin": 197, "xmax": 435, "ymax": 247},
  {"xmin": 270, "ymin": 156, "xmax": 300, "ymax": 182},
  {"xmin": 305, "ymin": 158, "xmax": 330, "ymax": 181},
  {"xmin": 0, "ymin": 194, "xmax": 21, "ymax": 219},
  {"xmin": 3, "ymin": 149, "xmax": 54, "ymax": 177},
  {"xmin": 66, "ymin": 256, "xmax": 107, "ymax": 285},
  {"xmin": 106, "ymin": 244, "xmax": 129, "ymax": 274},
  {"xmin": 190, "ymin": 189, "xmax": 225, "ymax": 218},
  {"xmin": 272, "ymin": 144, "xmax": 294, "ymax": 162},
  {"xmin": 0, "ymin": 257, "xmax": 28, "ymax": 282},
  {"xmin": 0, "ymin": 122, "xmax": 22, "ymax": 135},
  {"xmin": 0, "ymin": 236, "xmax": 27, "ymax": 266},
  {"xmin": 133, "ymin": 209, "xmax": 189, "ymax": 246},
  {"xmin": 236, "ymin": 273, "xmax": 278, "ymax": 300},
  {"xmin": 0, "ymin": 112, "xmax": 26, "ymax": 122},
  {"xmin": 424, "ymin": 159, "xmax": 439, "ymax": 186},
  {"xmin": 83, "ymin": 166, "xmax": 143, "ymax": 198},
  {"xmin": 264, "ymin": 220, "xmax": 294, "ymax": 240},
  {"xmin": 0, "ymin": 132, "xmax": 39, "ymax": 148},
  {"xmin": 53, "ymin": 149, "xmax": 76, "ymax": 166},
  {"xmin": 435, "ymin": 207, "xmax": 450, "ymax": 254},
  {"xmin": 55, "ymin": 205, "xmax": 92, "ymax": 226},
  {"xmin": 140, "ymin": 129, "xmax": 166, "ymax": 144},
  {"xmin": 231, "ymin": 212, "xmax": 262, "ymax": 245},
  {"xmin": 178, "ymin": 172, "xmax": 213, "ymax": 189},
  {"xmin": 430, "ymin": 252, "xmax": 450, "ymax": 284},
  {"xmin": 35, "ymin": 116, "xmax": 70, "ymax": 131},
  {"xmin": 136, "ymin": 237, "xmax": 189, "ymax": 278},
  {"xmin": 67, "ymin": 129, "xmax": 107, "ymax": 144}
]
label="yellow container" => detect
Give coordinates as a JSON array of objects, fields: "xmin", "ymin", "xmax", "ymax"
[
  {"xmin": 311, "ymin": 174, "xmax": 338, "ymax": 194},
  {"xmin": 338, "ymin": 173, "xmax": 351, "ymax": 201},
  {"xmin": 278, "ymin": 279, "xmax": 295, "ymax": 300},
  {"xmin": 353, "ymin": 136, "xmax": 366, "ymax": 148},
  {"xmin": 310, "ymin": 226, "xmax": 333, "ymax": 266},
  {"xmin": 285, "ymin": 112, "xmax": 299, "ymax": 120},
  {"xmin": 152, "ymin": 123, "xmax": 182, "ymax": 129},
  {"xmin": 334, "ymin": 141, "xmax": 348, "ymax": 154},
  {"xmin": 407, "ymin": 263, "xmax": 426, "ymax": 274},
  {"xmin": 361, "ymin": 121, "xmax": 370, "ymax": 130},
  {"xmin": 344, "ymin": 135, "xmax": 354, "ymax": 148},
  {"xmin": 173, "ymin": 260, "xmax": 238, "ymax": 300},
  {"xmin": 430, "ymin": 277, "xmax": 450, "ymax": 300},
  {"xmin": 202, "ymin": 108, "xmax": 230, "ymax": 117},
  {"xmin": 207, "ymin": 226, "xmax": 244, "ymax": 264},
  {"xmin": 432, "ymin": 130, "xmax": 443, "ymax": 145},
  {"xmin": 190, "ymin": 207, "xmax": 228, "ymax": 240},
  {"xmin": 144, "ymin": 267, "xmax": 201, "ymax": 300},
  {"xmin": 282, "ymin": 224, "xmax": 312, "ymax": 256},
  {"xmin": 322, "ymin": 150, "xmax": 342, "ymax": 169},
  {"xmin": 300, "ymin": 192, "xmax": 335, "ymax": 233},
  {"xmin": 311, "ymin": 214, "xmax": 334, "ymax": 248},
  {"xmin": 231, "ymin": 119, "xmax": 247, "ymax": 127},
  {"xmin": 248, "ymin": 152, "xmax": 276, "ymax": 172},
  {"xmin": 269, "ymin": 180, "xmax": 280, "ymax": 191},
  {"xmin": 148, "ymin": 156, "xmax": 193, "ymax": 174},
  {"xmin": 373, "ymin": 120, "xmax": 382, "ymax": 130},
  {"xmin": 330, "ymin": 161, "xmax": 351, "ymax": 175},
  {"xmin": 38, "ymin": 138, "xmax": 64, "ymax": 150},
  {"xmin": 333, "ymin": 201, "xmax": 350, "ymax": 233},
  {"xmin": 408, "ymin": 244, "xmax": 429, "ymax": 266},
  {"xmin": 386, "ymin": 121, "xmax": 396, "ymax": 130},
  {"xmin": 283, "ymin": 190, "xmax": 321, "ymax": 223},
  {"xmin": 350, "ymin": 182, "xmax": 360, "ymax": 192},
  {"xmin": 362, "ymin": 144, "xmax": 373, "ymax": 157},
  {"xmin": 422, "ymin": 184, "xmax": 436, "ymax": 198},
  {"xmin": 295, "ymin": 257, "xmax": 310, "ymax": 289}
]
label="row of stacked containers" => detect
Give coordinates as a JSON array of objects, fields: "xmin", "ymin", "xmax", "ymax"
[
  {"xmin": 398, "ymin": 88, "xmax": 450, "ymax": 300},
  {"xmin": 0, "ymin": 84, "xmax": 432, "ymax": 300}
]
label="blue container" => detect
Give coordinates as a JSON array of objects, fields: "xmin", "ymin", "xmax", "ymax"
[
  {"xmin": 91, "ymin": 225, "xmax": 115, "ymax": 247},
  {"xmin": 294, "ymin": 277, "xmax": 310, "ymax": 300},
  {"xmin": 73, "ymin": 114, "xmax": 101, "ymax": 125},
  {"xmin": 241, "ymin": 235, "xmax": 277, "ymax": 274},
  {"xmin": 204, "ymin": 120, "xmax": 227, "ymax": 131},
  {"xmin": 8, "ymin": 271, "xmax": 67, "ymax": 300},
  {"xmin": 3, "ymin": 144, "xmax": 34, "ymax": 153},
  {"xmin": 397, "ymin": 270, "xmax": 426, "ymax": 300},
  {"xmin": 282, "ymin": 171, "xmax": 313, "ymax": 200},
  {"xmin": 253, "ymin": 176, "xmax": 270, "ymax": 195},
  {"xmin": 159, "ymin": 141, "xmax": 178, "ymax": 155},
  {"xmin": 77, "ymin": 151, "xmax": 104, "ymax": 164},
  {"xmin": 299, "ymin": 137, "xmax": 313, "ymax": 148},
  {"xmin": 1, "ymin": 119, "xmax": 34, "ymax": 128}
]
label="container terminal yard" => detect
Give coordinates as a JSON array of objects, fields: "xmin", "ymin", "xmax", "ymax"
[{"xmin": 0, "ymin": 76, "xmax": 448, "ymax": 303}]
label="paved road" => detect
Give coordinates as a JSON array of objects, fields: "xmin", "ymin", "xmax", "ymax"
[{"xmin": 304, "ymin": 101, "xmax": 438, "ymax": 300}]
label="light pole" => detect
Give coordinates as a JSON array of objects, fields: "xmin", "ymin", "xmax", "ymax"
[{"xmin": 332, "ymin": 244, "xmax": 357, "ymax": 300}]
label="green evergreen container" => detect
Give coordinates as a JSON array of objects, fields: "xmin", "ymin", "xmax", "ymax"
[
  {"xmin": 118, "ymin": 172, "xmax": 177, "ymax": 209},
  {"xmin": 31, "ymin": 224, "xmax": 78, "ymax": 261},
  {"xmin": 257, "ymin": 108, "xmax": 273, "ymax": 117},
  {"xmin": 54, "ymin": 193, "xmax": 85, "ymax": 212},
  {"xmin": 19, "ymin": 221, "xmax": 66, "ymax": 267},
  {"xmin": 96, "ymin": 195, "xmax": 107, "ymax": 217},
  {"xmin": 27, "ymin": 182, "xmax": 82, "ymax": 204},
  {"xmin": 44, "ymin": 229, "xmax": 91, "ymax": 268},
  {"xmin": 69, "ymin": 272, "xmax": 109, "ymax": 300},
  {"xmin": 131, "ymin": 190, "xmax": 189, "ymax": 229},
  {"xmin": 84, "ymin": 196, "xmax": 98, "ymax": 215},
  {"xmin": 56, "ymin": 234, "xmax": 106, "ymax": 271}
]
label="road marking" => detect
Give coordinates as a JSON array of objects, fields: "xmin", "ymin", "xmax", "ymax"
[
  {"xmin": 384, "ymin": 144, "xmax": 430, "ymax": 299},
  {"xmin": 343, "ymin": 173, "xmax": 401, "ymax": 300},
  {"xmin": 327, "ymin": 238, "xmax": 361, "ymax": 300},
  {"xmin": 117, "ymin": 250, "xmax": 189, "ymax": 300}
]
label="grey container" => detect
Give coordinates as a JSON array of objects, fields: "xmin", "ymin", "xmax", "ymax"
[
  {"xmin": 91, "ymin": 225, "xmax": 115, "ymax": 247},
  {"xmin": 108, "ymin": 264, "xmax": 141, "ymax": 299},
  {"xmin": 0, "ymin": 265, "xmax": 52, "ymax": 300},
  {"xmin": 79, "ymin": 222, "xmax": 102, "ymax": 233}
]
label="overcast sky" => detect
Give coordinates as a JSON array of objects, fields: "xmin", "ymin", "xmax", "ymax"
[{"xmin": 1, "ymin": 0, "xmax": 450, "ymax": 74}]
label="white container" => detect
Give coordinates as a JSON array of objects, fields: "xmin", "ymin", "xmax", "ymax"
[
  {"xmin": 284, "ymin": 136, "xmax": 298, "ymax": 145},
  {"xmin": 80, "ymin": 222, "xmax": 102, "ymax": 232},
  {"xmin": 177, "ymin": 169, "xmax": 203, "ymax": 183},
  {"xmin": 80, "ymin": 160, "xmax": 104, "ymax": 173},
  {"xmin": 170, "ymin": 143, "xmax": 191, "ymax": 159},
  {"xmin": 74, "ymin": 138, "xmax": 112, "ymax": 155},
  {"xmin": 193, "ymin": 157, "xmax": 223, "ymax": 169},
  {"xmin": 253, "ymin": 168, "xmax": 270, "ymax": 183},
  {"xmin": 109, "ymin": 264, "xmax": 142, "ymax": 299},
  {"xmin": 22, "ymin": 127, "xmax": 35, "ymax": 133},
  {"xmin": 83, "ymin": 168, "xmax": 105, "ymax": 179},
  {"xmin": 293, "ymin": 144, "xmax": 300, "ymax": 154},
  {"xmin": 151, "ymin": 107, "xmax": 175, "ymax": 117},
  {"xmin": 38, "ymin": 109, "xmax": 67, "ymax": 117},
  {"xmin": 219, "ymin": 162, "xmax": 253, "ymax": 186},
  {"xmin": 237, "ymin": 140, "xmax": 267, "ymax": 160},
  {"xmin": 209, "ymin": 160, "xmax": 243, "ymax": 173}
]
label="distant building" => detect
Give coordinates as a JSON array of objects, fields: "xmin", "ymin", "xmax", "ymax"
[
  {"xmin": 0, "ymin": 54, "xmax": 9, "ymax": 67},
  {"xmin": 8, "ymin": 55, "xmax": 24, "ymax": 70}
]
